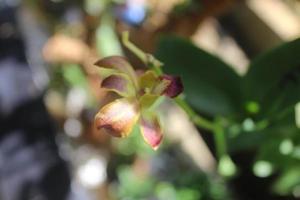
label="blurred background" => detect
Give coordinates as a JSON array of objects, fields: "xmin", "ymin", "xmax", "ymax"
[{"xmin": 0, "ymin": 0, "xmax": 300, "ymax": 199}]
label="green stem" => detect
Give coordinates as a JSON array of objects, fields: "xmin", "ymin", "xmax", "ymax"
[
  {"xmin": 147, "ymin": 55, "xmax": 163, "ymax": 75},
  {"xmin": 122, "ymin": 31, "xmax": 147, "ymax": 63},
  {"xmin": 122, "ymin": 31, "xmax": 163, "ymax": 73},
  {"xmin": 175, "ymin": 97, "xmax": 214, "ymax": 131},
  {"xmin": 214, "ymin": 119, "xmax": 237, "ymax": 177},
  {"xmin": 213, "ymin": 119, "xmax": 227, "ymax": 159}
]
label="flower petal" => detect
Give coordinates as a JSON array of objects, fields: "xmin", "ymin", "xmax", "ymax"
[
  {"xmin": 139, "ymin": 70, "xmax": 157, "ymax": 91},
  {"xmin": 101, "ymin": 74, "xmax": 136, "ymax": 97},
  {"xmin": 94, "ymin": 56, "xmax": 131, "ymax": 72},
  {"xmin": 95, "ymin": 98, "xmax": 139, "ymax": 138},
  {"xmin": 152, "ymin": 78, "xmax": 171, "ymax": 95},
  {"xmin": 140, "ymin": 112, "xmax": 163, "ymax": 150},
  {"xmin": 98, "ymin": 67, "xmax": 120, "ymax": 80},
  {"xmin": 94, "ymin": 56, "xmax": 138, "ymax": 87},
  {"xmin": 159, "ymin": 75, "xmax": 183, "ymax": 98},
  {"xmin": 139, "ymin": 93, "xmax": 159, "ymax": 109}
]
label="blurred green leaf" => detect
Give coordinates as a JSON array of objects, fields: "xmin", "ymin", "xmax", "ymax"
[
  {"xmin": 96, "ymin": 14, "xmax": 123, "ymax": 57},
  {"xmin": 155, "ymin": 36, "xmax": 242, "ymax": 117},
  {"xmin": 62, "ymin": 64, "xmax": 87, "ymax": 87},
  {"xmin": 84, "ymin": 0, "xmax": 108, "ymax": 16},
  {"xmin": 228, "ymin": 106, "xmax": 298, "ymax": 152},
  {"xmin": 174, "ymin": 172, "xmax": 231, "ymax": 200},
  {"xmin": 61, "ymin": 64, "xmax": 97, "ymax": 106},
  {"xmin": 155, "ymin": 182, "xmax": 177, "ymax": 200},
  {"xmin": 117, "ymin": 165, "xmax": 155, "ymax": 198},
  {"xmin": 295, "ymin": 102, "xmax": 300, "ymax": 128},
  {"xmin": 243, "ymin": 38, "xmax": 300, "ymax": 118},
  {"xmin": 253, "ymin": 160, "xmax": 274, "ymax": 178},
  {"xmin": 218, "ymin": 155, "xmax": 237, "ymax": 178},
  {"xmin": 272, "ymin": 167, "xmax": 300, "ymax": 195}
]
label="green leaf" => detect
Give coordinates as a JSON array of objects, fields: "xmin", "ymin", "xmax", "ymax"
[
  {"xmin": 272, "ymin": 167, "xmax": 300, "ymax": 195},
  {"xmin": 228, "ymin": 120, "xmax": 298, "ymax": 153},
  {"xmin": 62, "ymin": 64, "xmax": 88, "ymax": 88},
  {"xmin": 155, "ymin": 36, "xmax": 241, "ymax": 116},
  {"xmin": 117, "ymin": 165, "xmax": 155, "ymax": 198},
  {"xmin": 243, "ymin": 38, "xmax": 300, "ymax": 118},
  {"xmin": 96, "ymin": 13, "xmax": 123, "ymax": 57}
]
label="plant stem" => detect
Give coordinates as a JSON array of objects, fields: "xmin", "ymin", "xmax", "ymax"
[
  {"xmin": 213, "ymin": 119, "xmax": 227, "ymax": 159},
  {"xmin": 175, "ymin": 97, "xmax": 215, "ymax": 131},
  {"xmin": 122, "ymin": 31, "xmax": 147, "ymax": 63},
  {"xmin": 122, "ymin": 31, "xmax": 163, "ymax": 74}
]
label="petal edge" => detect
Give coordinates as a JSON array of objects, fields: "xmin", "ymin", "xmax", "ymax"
[
  {"xmin": 159, "ymin": 75, "xmax": 183, "ymax": 98},
  {"xmin": 101, "ymin": 74, "xmax": 136, "ymax": 97},
  {"xmin": 140, "ymin": 113, "xmax": 163, "ymax": 150},
  {"xmin": 95, "ymin": 99, "xmax": 139, "ymax": 138},
  {"xmin": 95, "ymin": 56, "xmax": 138, "ymax": 87}
]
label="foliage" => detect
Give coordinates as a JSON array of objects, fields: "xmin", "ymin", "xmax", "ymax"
[
  {"xmin": 156, "ymin": 36, "xmax": 242, "ymax": 117},
  {"xmin": 113, "ymin": 155, "xmax": 231, "ymax": 200},
  {"xmin": 155, "ymin": 36, "xmax": 300, "ymax": 197}
]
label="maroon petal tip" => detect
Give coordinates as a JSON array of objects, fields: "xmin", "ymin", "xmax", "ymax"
[{"xmin": 160, "ymin": 75, "xmax": 183, "ymax": 98}]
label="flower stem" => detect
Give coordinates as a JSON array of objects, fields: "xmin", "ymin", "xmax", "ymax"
[
  {"xmin": 213, "ymin": 119, "xmax": 227, "ymax": 159},
  {"xmin": 214, "ymin": 118, "xmax": 237, "ymax": 177},
  {"xmin": 122, "ymin": 31, "xmax": 147, "ymax": 63},
  {"xmin": 175, "ymin": 97, "xmax": 215, "ymax": 131},
  {"xmin": 122, "ymin": 31, "xmax": 163, "ymax": 74}
]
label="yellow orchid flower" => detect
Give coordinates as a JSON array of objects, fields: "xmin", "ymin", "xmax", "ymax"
[{"xmin": 94, "ymin": 56, "xmax": 183, "ymax": 150}]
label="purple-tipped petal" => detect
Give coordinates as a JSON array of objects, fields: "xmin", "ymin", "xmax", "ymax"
[
  {"xmin": 94, "ymin": 56, "xmax": 138, "ymax": 87},
  {"xmin": 159, "ymin": 75, "xmax": 183, "ymax": 98},
  {"xmin": 94, "ymin": 56, "xmax": 130, "ymax": 71},
  {"xmin": 98, "ymin": 67, "xmax": 120, "ymax": 80},
  {"xmin": 95, "ymin": 99, "xmax": 139, "ymax": 138},
  {"xmin": 140, "ymin": 113, "xmax": 163, "ymax": 150},
  {"xmin": 152, "ymin": 78, "xmax": 171, "ymax": 96},
  {"xmin": 101, "ymin": 74, "xmax": 136, "ymax": 97}
]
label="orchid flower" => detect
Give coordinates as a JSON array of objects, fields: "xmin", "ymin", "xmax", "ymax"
[{"xmin": 94, "ymin": 56, "xmax": 183, "ymax": 150}]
